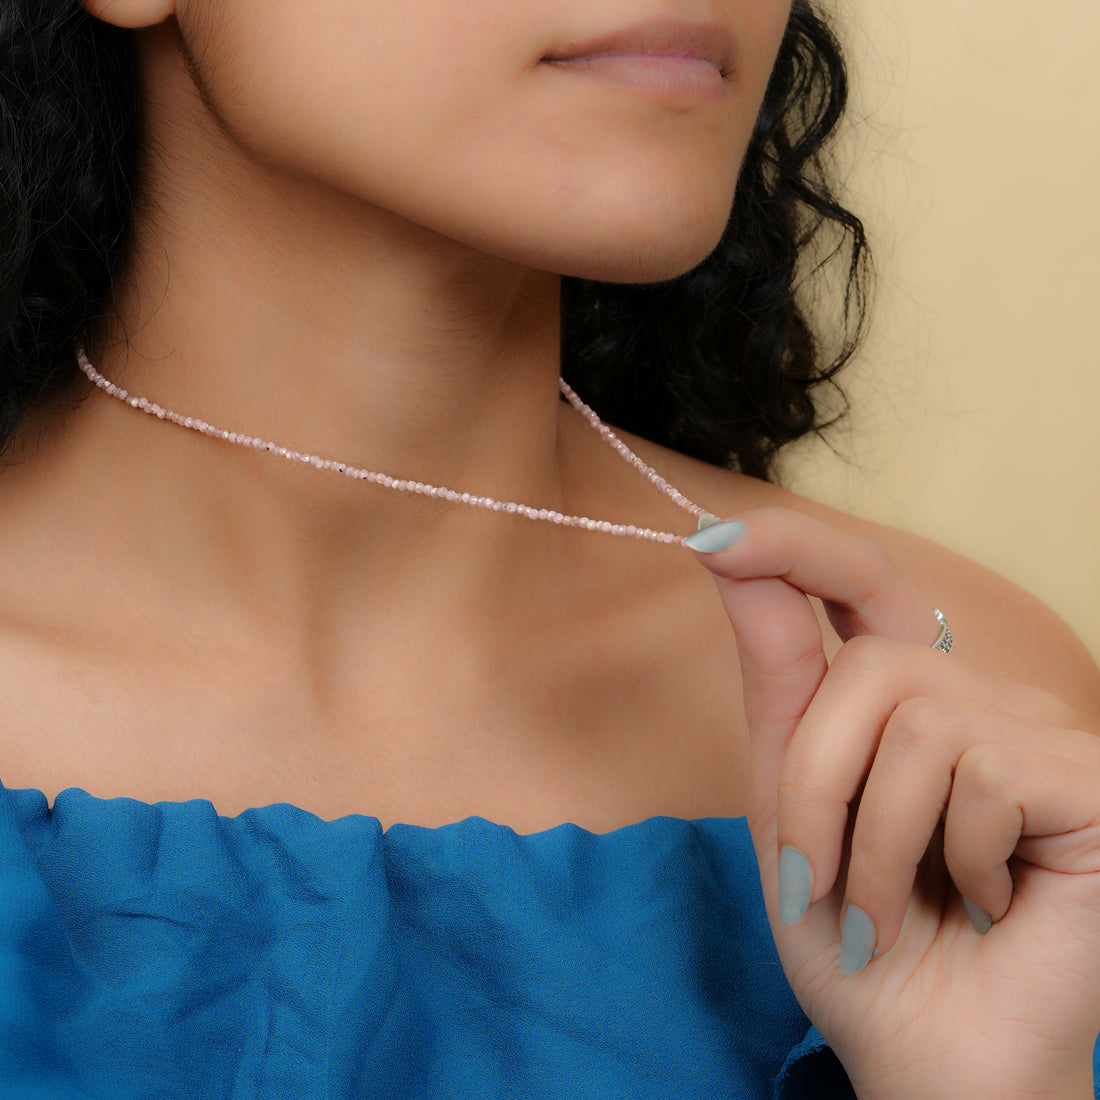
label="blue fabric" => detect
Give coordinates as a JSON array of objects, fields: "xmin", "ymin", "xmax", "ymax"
[{"xmin": 0, "ymin": 784, "xmax": 1091, "ymax": 1098}]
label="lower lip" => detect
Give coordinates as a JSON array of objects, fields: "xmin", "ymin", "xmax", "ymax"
[{"xmin": 543, "ymin": 55, "xmax": 727, "ymax": 101}]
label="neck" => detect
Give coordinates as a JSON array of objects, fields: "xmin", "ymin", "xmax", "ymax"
[
  {"xmin": 4, "ymin": 19, "xmax": 707, "ymax": 659},
  {"xmin": 88, "ymin": 108, "xmax": 568, "ymax": 520},
  {"xmin": 63, "ymin": 19, "xmax": 587, "ymax": 601}
]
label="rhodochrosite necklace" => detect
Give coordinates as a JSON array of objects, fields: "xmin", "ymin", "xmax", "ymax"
[{"xmin": 76, "ymin": 349, "xmax": 714, "ymax": 545}]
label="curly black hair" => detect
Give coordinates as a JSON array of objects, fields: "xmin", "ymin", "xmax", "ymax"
[
  {"xmin": 0, "ymin": 0, "xmax": 868, "ymax": 481},
  {"xmin": 562, "ymin": 3, "xmax": 870, "ymax": 479},
  {"xmin": 0, "ymin": 1, "xmax": 139, "ymax": 455}
]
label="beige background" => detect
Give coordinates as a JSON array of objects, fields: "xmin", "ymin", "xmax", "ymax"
[{"xmin": 780, "ymin": 0, "xmax": 1100, "ymax": 659}]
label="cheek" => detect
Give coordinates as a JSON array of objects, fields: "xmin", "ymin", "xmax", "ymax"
[
  {"xmin": 178, "ymin": 0, "xmax": 534, "ymax": 211},
  {"xmin": 176, "ymin": 0, "xmax": 796, "ymax": 283}
]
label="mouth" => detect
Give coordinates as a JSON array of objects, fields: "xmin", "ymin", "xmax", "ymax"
[{"xmin": 541, "ymin": 18, "xmax": 738, "ymax": 81}]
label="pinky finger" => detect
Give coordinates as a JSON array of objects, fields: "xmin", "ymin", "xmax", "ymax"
[{"xmin": 943, "ymin": 743, "xmax": 1100, "ymax": 932}]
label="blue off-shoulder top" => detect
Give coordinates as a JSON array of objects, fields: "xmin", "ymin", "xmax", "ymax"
[{"xmin": 0, "ymin": 785, "xmax": 1095, "ymax": 1099}]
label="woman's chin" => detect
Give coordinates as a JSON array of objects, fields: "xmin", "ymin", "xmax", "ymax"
[
  {"xmin": 532, "ymin": 194, "xmax": 733, "ymax": 284},
  {"xmin": 404, "ymin": 189, "xmax": 732, "ymax": 286},
  {"xmin": 547, "ymin": 229, "xmax": 726, "ymax": 285}
]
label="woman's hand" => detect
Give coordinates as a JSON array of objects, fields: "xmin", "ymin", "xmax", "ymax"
[{"xmin": 685, "ymin": 508, "xmax": 1100, "ymax": 1100}]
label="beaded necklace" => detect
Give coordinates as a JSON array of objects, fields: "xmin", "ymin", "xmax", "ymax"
[{"xmin": 77, "ymin": 349, "xmax": 714, "ymax": 545}]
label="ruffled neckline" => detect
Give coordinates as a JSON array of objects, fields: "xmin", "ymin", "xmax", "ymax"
[
  {"xmin": 3, "ymin": 781, "xmax": 749, "ymax": 838},
  {"xmin": 0, "ymin": 779, "xmax": 839, "ymax": 1099}
]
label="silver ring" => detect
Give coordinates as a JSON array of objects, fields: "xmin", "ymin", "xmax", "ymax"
[{"xmin": 931, "ymin": 608, "xmax": 953, "ymax": 654}]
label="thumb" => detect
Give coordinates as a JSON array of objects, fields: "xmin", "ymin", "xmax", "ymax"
[{"xmin": 709, "ymin": 574, "xmax": 828, "ymax": 835}]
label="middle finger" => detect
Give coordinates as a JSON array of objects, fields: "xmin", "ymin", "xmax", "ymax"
[{"xmin": 776, "ymin": 637, "xmax": 1080, "ymax": 929}]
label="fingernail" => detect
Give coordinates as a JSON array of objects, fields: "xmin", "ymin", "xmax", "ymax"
[
  {"xmin": 963, "ymin": 898, "xmax": 993, "ymax": 935},
  {"xmin": 839, "ymin": 904, "xmax": 876, "ymax": 975},
  {"xmin": 682, "ymin": 519, "xmax": 747, "ymax": 553},
  {"xmin": 778, "ymin": 847, "xmax": 813, "ymax": 924}
]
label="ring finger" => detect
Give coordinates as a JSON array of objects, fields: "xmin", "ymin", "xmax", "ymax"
[{"xmin": 836, "ymin": 704, "xmax": 1095, "ymax": 972}]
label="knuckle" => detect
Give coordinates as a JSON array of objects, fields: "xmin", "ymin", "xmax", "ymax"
[
  {"xmin": 832, "ymin": 632, "xmax": 898, "ymax": 678},
  {"xmin": 954, "ymin": 743, "xmax": 1017, "ymax": 802},
  {"xmin": 885, "ymin": 696, "xmax": 962, "ymax": 756}
]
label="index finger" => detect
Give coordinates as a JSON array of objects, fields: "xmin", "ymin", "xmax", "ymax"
[
  {"xmin": 684, "ymin": 508, "xmax": 939, "ymax": 647},
  {"xmin": 683, "ymin": 509, "xmax": 945, "ymax": 842}
]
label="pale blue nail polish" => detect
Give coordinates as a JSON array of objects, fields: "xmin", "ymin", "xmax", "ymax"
[
  {"xmin": 839, "ymin": 905, "xmax": 876, "ymax": 975},
  {"xmin": 963, "ymin": 898, "xmax": 993, "ymax": 935},
  {"xmin": 778, "ymin": 847, "xmax": 813, "ymax": 924},
  {"xmin": 682, "ymin": 519, "xmax": 747, "ymax": 553}
]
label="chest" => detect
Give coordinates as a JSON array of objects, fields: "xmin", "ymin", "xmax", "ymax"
[{"xmin": 0, "ymin": 600, "xmax": 752, "ymax": 830}]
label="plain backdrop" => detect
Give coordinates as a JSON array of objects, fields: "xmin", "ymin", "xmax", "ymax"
[{"xmin": 780, "ymin": 0, "xmax": 1100, "ymax": 658}]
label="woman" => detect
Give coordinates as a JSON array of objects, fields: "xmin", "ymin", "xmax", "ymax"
[{"xmin": 2, "ymin": 0, "xmax": 1099, "ymax": 1096}]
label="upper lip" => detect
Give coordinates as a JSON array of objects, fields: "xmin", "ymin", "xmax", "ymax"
[{"xmin": 542, "ymin": 18, "xmax": 738, "ymax": 79}]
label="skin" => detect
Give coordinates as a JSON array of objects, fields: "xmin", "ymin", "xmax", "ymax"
[
  {"xmin": 693, "ymin": 513, "xmax": 1100, "ymax": 1098},
  {"xmin": 1, "ymin": 0, "xmax": 1099, "ymax": 1094}
]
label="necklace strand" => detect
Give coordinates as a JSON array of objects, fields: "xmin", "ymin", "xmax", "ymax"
[{"xmin": 76, "ymin": 349, "xmax": 711, "ymax": 545}]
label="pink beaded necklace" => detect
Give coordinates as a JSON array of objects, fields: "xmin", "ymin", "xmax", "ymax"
[{"xmin": 76, "ymin": 349, "xmax": 713, "ymax": 545}]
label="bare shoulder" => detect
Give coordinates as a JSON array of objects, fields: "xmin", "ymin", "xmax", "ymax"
[{"xmin": 637, "ymin": 437, "xmax": 1100, "ymax": 727}]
